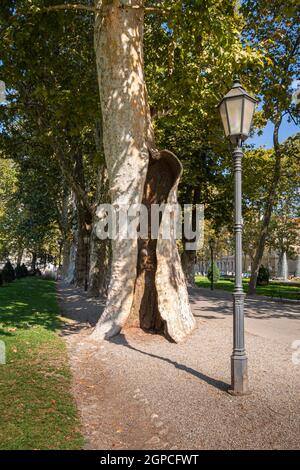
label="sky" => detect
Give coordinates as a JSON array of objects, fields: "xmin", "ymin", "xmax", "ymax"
[
  {"xmin": 248, "ymin": 115, "xmax": 300, "ymax": 149},
  {"xmin": 248, "ymin": 79, "xmax": 300, "ymax": 149}
]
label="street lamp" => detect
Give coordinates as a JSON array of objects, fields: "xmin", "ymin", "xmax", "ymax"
[
  {"xmin": 209, "ymin": 238, "xmax": 216, "ymax": 291},
  {"xmin": 83, "ymin": 234, "xmax": 89, "ymax": 292},
  {"xmin": 218, "ymin": 76, "xmax": 257, "ymax": 395}
]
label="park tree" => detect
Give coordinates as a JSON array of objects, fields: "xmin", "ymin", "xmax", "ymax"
[
  {"xmin": 0, "ymin": 158, "xmax": 18, "ymax": 261},
  {"xmin": 0, "ymin": 0, "xmax": 102, "ymax": 287},
  {"xmin": 0, "ymin": 1, "xmax": 261, "ymax": 342},
  {"xmin": 242, "ymin": 133, "xmax": 300, "ymax": 279},
  {"xmin": 241, "ymin": 0, "xmax": 300, "ymax": 293}
]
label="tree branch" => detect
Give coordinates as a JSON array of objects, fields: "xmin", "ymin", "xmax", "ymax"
[
  {"xmin": 44, "ymin": 4, "xmax": 96, "ymax": 14},
  {"xmin": 119, "ymin": 4, "xmax": 171, "ymax": 14}
]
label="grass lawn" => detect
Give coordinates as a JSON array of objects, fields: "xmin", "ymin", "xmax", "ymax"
[
  {"xmin": 0, "ymin": 277, "xmax": 84, "ymax": 450},
  {"xmin": 195, "ymin": 276, "xmax": 300, "ymax": 300}
]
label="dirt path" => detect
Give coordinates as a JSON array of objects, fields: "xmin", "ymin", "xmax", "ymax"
[
  {"xmin": 57, "ymin": 282, "xmax": 172, "ymax": 450},
  {"xmin": 57, "ymin": 281, "xmax": 300, "ymax": 450}
]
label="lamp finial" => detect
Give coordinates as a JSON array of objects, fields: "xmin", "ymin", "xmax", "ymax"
[{"xmin": 233, "ymin": 75, "xmax": 242, "ymax": 88}]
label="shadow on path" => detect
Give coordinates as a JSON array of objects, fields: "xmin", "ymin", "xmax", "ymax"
[
  {"xmin": 189, "ymin": 287, "xmax": 300, "ymax": 320},
  {"xmin": 57, "ymin": 281, "xmax": 104, "ymax": 335},
  {"xmin": 110, "ymin": 333, "xmax": 230, "ymax": 392}
]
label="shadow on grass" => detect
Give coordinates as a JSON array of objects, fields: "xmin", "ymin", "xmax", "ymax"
[{"xmin": 0, "ymin": 278, "xmax": 61, "ymax": 332}]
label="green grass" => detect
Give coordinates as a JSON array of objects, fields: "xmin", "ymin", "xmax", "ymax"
[
  {"xmin": 0, "ymin": 277, "xmax": 84, "ymax": 450},
  {"xmin": 195, "ymin": 276, "xmax": 300, "ymax": 300}
]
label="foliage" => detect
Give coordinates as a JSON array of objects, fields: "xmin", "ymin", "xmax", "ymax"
[
  {"xmin": 0, "ymin": 0, "xmax": 298, "ymax": 290},
  {"xmin": 242, "ymin": 0, "xmax": 300, "ymax": 125},
  {"xmin": 242, "ymin": 133, "xmax": 300, "ymax": 259},
  {"xmin": 144, "ymin": 0, "xmax": 263, "ymax": 231},
  {"xmin": 256, "ymin": 265, "xmax": 270, "ymax": 286},
  {"xmin": 207, "ymin": 262, "xmax": 220, "ymax": 284}
]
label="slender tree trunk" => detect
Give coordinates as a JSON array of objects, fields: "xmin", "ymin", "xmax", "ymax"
[
  {"xmin": 88, "ymin": 165, "xmax": 111, "ymax": 297},
  {"xmin": 62, "ymin": 238, "xmax": 70, "ymax": 278},
  {"xmin": 88, "ymin": 121, "xmax": 112, "ymax": 297},
  {"xmin": 181, "ymin": 250, "xmax": 196, "ymax": 286},
  {"xmin": 248, "ymin": 118, "xmax": 282, "ymax": 295},
  {"xmin": 91, "ymin": 0, "xmax": 195, "ymax": 342},
  {"xmin": 71, "ymin": 153, "xmax": 93, "ymax": 288},
  {"xmin": 180, "ymin": 187, "xmax": 200, "ymax": 286},
  {"xmin": 75, "ymin": 202, "xmax": 92, "ymax": 288},
  {"xmin": 31, "ymin": 252, "xmax": 37, "ymax": 271},
  {"xmin": 17, "ymin": 248, "xmax": 23, "ymax": 265}
]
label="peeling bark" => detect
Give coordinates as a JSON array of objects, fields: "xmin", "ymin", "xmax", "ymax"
[
  {"xmin": 181, "ymin": 250, "xmax": 196, "ymax": 286},
  {"xmin": 89, "ymin": 162, "xmax": 111, "ymax": 297},
  {"xmin": 91, "ymin": 0, "xmax": 195, "ymax": 342}
]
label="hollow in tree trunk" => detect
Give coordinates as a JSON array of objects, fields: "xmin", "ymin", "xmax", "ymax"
[{"xmin": 91, "ymin": 0, "xmax": 195, "ymax": 342}]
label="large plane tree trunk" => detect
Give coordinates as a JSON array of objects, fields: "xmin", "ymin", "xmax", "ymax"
[{"xmin": 91, "ymin": 0, "xmax": 195, "ymax": 342}]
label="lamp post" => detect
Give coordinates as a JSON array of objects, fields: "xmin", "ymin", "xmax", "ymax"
[
  {"xmin": 209, "ymin": 238, "xmax": 216, "ymax": 291},
  {"xmin": 83, "ymin": 235, "xmax": 89, "ymax": 292},
  {"xmin": 218, "ymin": 76, "xmax": 257, "ymax": 395}
]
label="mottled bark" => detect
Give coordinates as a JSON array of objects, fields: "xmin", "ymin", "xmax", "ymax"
[
  {"xmin": 70, "ymin": 153, "xmax": 92, "ymax": 288},
  {"xmin": 88, "ymin": 143, "xmax": 111, "ymax": 297},
  {"xmin": 91, "ymin": 0, "xmax": 195, "ymax": 342},
  {"xmin": 75, "ymin": 202, "xmax": 92, "ymax": 288},
  {"xmin": 181, "ymin": 250, "xmax": 196, "ymax": 286},
  {"xmin": 180, "ymin": 186, "xmax": 199, "ymax": 287},
  {"xmin": 62, "ymin": 238, "xmax": 70, "ymax": 278},
  {"xmin": 66, "ymin": 239, "xmax": 77, "ymax": 284}
]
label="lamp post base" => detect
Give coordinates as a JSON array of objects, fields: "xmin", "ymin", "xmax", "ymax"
[{"xmin": 228, "ymin": 354, "xmax": 250, "ymax": 395}]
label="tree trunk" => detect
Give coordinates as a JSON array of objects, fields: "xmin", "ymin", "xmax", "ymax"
[
  {"xmin": 181, "ymin": 250, "xmax": 196, "ymax": 286},
  {"xmin": 88, "ymin": 162, "xmax": 111, "ymax": 297},
  {"xmin": 31, "ymin": 252, "xmax": 37, "ymax": 271},
  {"xmin": 71, "ymin": 153, "xmax": 92, "ymax": 288},
  {"xmin": 66, "ymin": 238, "xmax": 77, "ymax": 284},
  {"xmin": 62, "ymin": 238, "xmax": 70, "ymax": 278},
  {"xmin": 75, "ymin": 203, "xmax": 92, "ymax": 288},
  {"xmin": 17, "ymin": 248, "xmax": 23, "ymax": 265},
  {"xmin": 88, "ymin": 166, "xmax": 111, "ymax": 297},
  {"xmin": 180, "ymin": 187, "xmax": 199, "ymax": 286},
  {"xmin": 91, "ymin": 0, "xmax": 195, "ymax": 342},
  {"xmin": 248, "ymin": 118, "xmax": 282, "ymax": 295}
]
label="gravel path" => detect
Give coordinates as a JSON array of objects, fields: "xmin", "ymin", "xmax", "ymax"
[{"xmin": 57, "ymin": 282, "xmax": 300, "ymax": 450}]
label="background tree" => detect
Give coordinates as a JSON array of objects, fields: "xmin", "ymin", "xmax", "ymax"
[{"xmin": 242, "ymin": 0, "xmax": 300, "ymax": 293}]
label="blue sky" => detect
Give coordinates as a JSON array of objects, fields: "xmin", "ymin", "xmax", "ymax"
[
  {"xmin": 248, "ymin": 79, "xmax": 300, "ymax": 149},
  {"xmin": 248, "ymin": 115, "xmax": 300, "ymax": 149}
]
